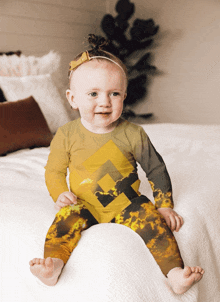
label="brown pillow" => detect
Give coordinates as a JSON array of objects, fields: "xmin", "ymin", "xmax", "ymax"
[{"xmin": 0, "ymin": 96, "xmax": 53, "ymax": 155}]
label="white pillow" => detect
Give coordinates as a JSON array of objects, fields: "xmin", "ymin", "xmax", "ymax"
[
  {"xmin": 0, "ymin": 51, "xmax": 60, "ymax": 77},
  {"xmin": 0, "ymin": 51, "xmax": 79, "ymax": 120},
  {"xmin": 0, "ymin": 74, "xmax": 71, "ymax": 134}
]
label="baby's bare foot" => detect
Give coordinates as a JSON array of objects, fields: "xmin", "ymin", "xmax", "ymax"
[
  {"xmin": 167, "ymin": 266, "xmax": 205, "ymax": 295},
  {"xmin": 29, "ymin": 257, "xmax": 64, "ymax": 286}
]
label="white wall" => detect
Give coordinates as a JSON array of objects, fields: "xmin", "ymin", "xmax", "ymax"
[
  {"xmin": 0, "ymin": 0, "xmax": 107, "ymax": 84},
  {"xmin": 1, "ymin": 0, "xmax": 220, "ymax": 124},
  {"xmin": 109, "ymin": 0, "xmax": 220, "ymax": 124}
]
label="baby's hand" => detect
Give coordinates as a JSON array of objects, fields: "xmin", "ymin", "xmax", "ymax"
[
  {"xmin": 55, "ymin": 191, "xmax": 77, "ymax": 211},
  {"xmin": 157, "ymin": 208, "xmax": 184, "ymax": 232}
]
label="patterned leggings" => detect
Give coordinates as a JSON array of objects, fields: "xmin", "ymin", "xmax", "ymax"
[{"xmin": 44, "ymin": 195, "xmax": 184, "ymax": 276}]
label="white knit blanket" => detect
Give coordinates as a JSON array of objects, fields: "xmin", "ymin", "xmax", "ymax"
[{"xmin": 1, "ymin": 123, "xmax": 220, "ymax": 302}]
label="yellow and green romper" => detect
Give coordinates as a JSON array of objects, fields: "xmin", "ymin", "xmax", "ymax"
[{"xmin": 44, "ymin": 118, "xmax": 184, "ymax": 275}]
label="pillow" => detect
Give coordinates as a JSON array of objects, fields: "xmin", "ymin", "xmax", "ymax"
[
  {"xmin": 0, "ymin": 51, "xmax": 78, "ymax": 120},
  {"xmin": 0, "ymin": 74, "xmax": 71, "ymax": 134},
  {"xmin": 0, "ymin": 96, "xmax": 53, "ymax": 156},
  {"xmin": 0, "ymin": 51, "xmax": 60, "ymax": 77}
]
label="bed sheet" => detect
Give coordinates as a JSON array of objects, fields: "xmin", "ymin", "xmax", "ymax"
[{"xmin": 0, "ymin": 123, "xmax": 220, "ymax": 302}]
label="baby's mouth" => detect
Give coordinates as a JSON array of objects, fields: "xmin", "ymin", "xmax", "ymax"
[{"xmin": 95, "ymin": 112, "xmax": 111, "ymax": 115}]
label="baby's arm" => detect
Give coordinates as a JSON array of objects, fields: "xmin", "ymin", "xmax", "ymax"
[
  {"xmin": 157, "ymin": 208, "xmax": 184, "ymax": 232},
  {"xmin": 55, "ymin": 191, "xmax": 77, "ymax": 211},
  {"xmin": 133, "ymin": 127, "xmax": 183, "ymax": 232},
  {"xmin": 45, "ymin": 127, "xmax": 74, "ymax": 204}
]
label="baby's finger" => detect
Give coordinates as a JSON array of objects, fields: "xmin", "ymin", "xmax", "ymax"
[
  {"xmin": 169, "ymin": 214, "xmax": 176, "ymax": 231},
  {"xmin": 56, "ymin": 198, "xmax": 68, "ymax": 207},
  {"xmin": 165, "ymin": 216, "xmax": 171, "ymax": 229},
  {"xmin": 174, "ymin": 216, "xmax": 181, "ymax": 232},
  {"xmin": 59, "ymin": 196, "xmax": 72, "ymax": 205},
  {"xmin": 63, "ymin": 192, "xmax": 77, "ymax": 204},
  {"xmin": 54, "ymin": 203, "xmax": 62, "ymax": 211},
  {"xmin": 179, "ymin": 215, "xmax": 184, "ymax": 226}
]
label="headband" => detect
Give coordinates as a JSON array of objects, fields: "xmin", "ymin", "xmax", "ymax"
[{"xmin": 69, "ymin": 51, "xmax": 125, "ymax": 78}]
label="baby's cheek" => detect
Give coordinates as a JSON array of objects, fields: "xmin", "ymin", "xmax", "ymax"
[{"xmin": 82, "ymin": 108, "xmax": 94, "ymax": 117}]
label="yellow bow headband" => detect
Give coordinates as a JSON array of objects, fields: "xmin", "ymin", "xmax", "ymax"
[
  {"xmin": 69, "ymin": 51, "xmax": 90, "ymax": 71},
  {"xmin": 69, "ymin": 51, "xmax": 125, "ymax": 77}
]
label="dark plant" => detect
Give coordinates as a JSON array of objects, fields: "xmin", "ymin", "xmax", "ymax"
[{"xmin": 100, "ymin": 0, "xmax": 159, "ymax": 119}]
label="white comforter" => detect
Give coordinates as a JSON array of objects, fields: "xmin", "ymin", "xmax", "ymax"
[{"xmin": 1, "ymin": 123, "xmax": 220, "ymax": 302}]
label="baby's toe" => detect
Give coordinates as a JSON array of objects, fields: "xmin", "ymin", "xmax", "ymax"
[
  {"xmin": 193, "ymin": 267, "xmax": 199, "ymax": 273},
  {"xmin": 198, "ymin": 267, "xmax": 205, "ymax": 275},
  {"xmin": 30, "ymin": 258, "xmax": 37, "ymax": 265},
  {"xmin": 45, "ymin": 257, "xmax": 54, "ymax": 268},
  {"xmin": 194, "ymin": 267, "xmax": 199, "ymax": 273},
  {"xmin": 183, "ymin": 266, "xmax": 192, "ymax": 277},
  {"xmin": 191, "ymin": 266, "xmax": 200, "ymax": 273},
  {"xmin": 29, "ymin": 260, "xmax": 34, "ymax": 266},
  {"xmin": 195, "ymin": 266, "xmax": 203, "ymax": 273}
]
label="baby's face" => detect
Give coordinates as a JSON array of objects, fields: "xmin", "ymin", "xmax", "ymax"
[{"xmin": 66, "ymin": 60, "xmax": 127, "ymax": 133}]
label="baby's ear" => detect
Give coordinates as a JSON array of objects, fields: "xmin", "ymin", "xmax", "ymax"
[{"xmin": 66, "ymin": 89, "xmax": 78, "ymax": 109}]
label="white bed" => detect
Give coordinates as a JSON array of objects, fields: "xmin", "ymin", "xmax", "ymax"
[
  {"xmin": 1, "ymin": 123, "xmax": 220, "ymax": 302},
  {"xmin": 1, "ymin": 52, "xmax": 220, "ymax": 302}
]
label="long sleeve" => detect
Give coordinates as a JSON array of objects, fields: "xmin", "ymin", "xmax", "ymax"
[
  {"xmin": 133, "ymin": 127, "xmax": 174, "ymax": 209},
  {"xmin": 44, "ymin": 128, "xmax": 70, "ymax": 202}
]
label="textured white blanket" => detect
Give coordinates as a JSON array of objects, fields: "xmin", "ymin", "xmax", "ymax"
[{"xmin": 1, "ymin": 123, "xmax": 220, "ymax": 302}]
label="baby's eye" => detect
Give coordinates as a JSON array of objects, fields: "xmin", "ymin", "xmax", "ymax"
[
  {"xmin": 89, "ymin": 92, "xmax": 98, "ymax": 97},
  {"xmin": 110, "ymin": 92, "xmax": 120, "ymax": 97}
]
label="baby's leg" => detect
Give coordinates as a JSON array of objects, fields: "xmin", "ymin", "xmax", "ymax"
[
  {"xmin": 30, "ymin": 203, "xmax": 98, "ymax": 285},
  {"xmin": 114, "ymin": 195, "xmax": 204, "ymax": 294}
]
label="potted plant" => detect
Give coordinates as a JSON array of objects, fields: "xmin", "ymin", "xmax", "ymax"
[{"xmin": 100, "ymin": 0, "xmax": 159, "ymax": 119}]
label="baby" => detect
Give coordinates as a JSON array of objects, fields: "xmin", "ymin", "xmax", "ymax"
[{"xmin": 29, "ymin": 34, "xmax": 204, "ymax": 294}]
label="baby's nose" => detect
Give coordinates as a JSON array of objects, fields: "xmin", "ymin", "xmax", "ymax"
[{"xmin": 98, "ymin": 94, "xmax": 111, "ymax": 106}]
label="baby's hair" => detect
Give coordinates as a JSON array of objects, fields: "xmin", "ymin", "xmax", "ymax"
[
  {"xmin": 88, "ymin": 34, "xmax": 110, "ymax": 51},
  {"xmin": 68, "ymin": 34, "xmax": 128, "ymax": 85}
]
